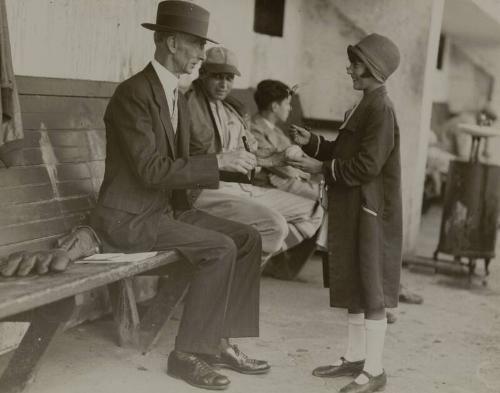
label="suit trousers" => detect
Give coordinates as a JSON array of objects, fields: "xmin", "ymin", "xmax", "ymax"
[{"xmin": 153, "ymin": 209, "xmax": 261, "ymax": 355}]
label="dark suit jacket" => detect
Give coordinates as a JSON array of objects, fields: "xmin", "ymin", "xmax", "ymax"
[{"xmin": 90, "ymin": 63, "xmax": 219, "ymax": 252}]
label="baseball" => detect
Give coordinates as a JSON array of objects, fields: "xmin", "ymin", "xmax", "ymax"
[{"xmin": 285, "ymin": 145, "xmax": 304, "ymax": 160}]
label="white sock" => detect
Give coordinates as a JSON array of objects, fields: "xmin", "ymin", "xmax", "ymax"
[
  {"xmin": 333, "ymin": 313, "xmax": 365, "ymax": 365},
  {"xmin": 355, "ymin": 318, "xmax": 387, "ymax": 383}
]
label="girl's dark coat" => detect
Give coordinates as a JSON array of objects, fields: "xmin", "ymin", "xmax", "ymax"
[{"xmin": 304, "ymin": 86, "xmax": 402, "ymax": 310}]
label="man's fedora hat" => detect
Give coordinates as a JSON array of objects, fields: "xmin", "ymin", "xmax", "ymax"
[{"xmin": 142, "ymin": 0, "xmax": 218, "ymax": 43}]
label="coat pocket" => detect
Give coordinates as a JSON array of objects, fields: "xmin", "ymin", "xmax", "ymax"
[
  {"xmin": 361, "ymin": 181, "xmax": 383, "ymax": 217},
  {"xmin": 362, "ymin": 205, "xmax": 378, "ymax": 217}
]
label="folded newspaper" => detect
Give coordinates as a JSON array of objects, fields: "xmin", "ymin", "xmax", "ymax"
[{"xmin": 75, "ymin": 252, "xmax": 158, "ymax": 264}]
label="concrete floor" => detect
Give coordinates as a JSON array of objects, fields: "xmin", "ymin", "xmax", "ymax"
[{"xmin": 2, "ymin": 205, "xmax": 500, "ymax": 393}]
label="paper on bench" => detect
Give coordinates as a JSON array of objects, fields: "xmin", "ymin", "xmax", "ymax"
[{"xmin": 76, "ymin": 252, "xmax": 158, "ymax": 264}]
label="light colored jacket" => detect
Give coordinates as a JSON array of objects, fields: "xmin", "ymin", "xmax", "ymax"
[{"xmin": 186, "ymin": 79, "xmax": 257, "ymax": 156}]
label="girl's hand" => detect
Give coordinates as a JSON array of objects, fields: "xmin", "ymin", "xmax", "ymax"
[
  {"xmin": 289, "ymin": 124, "xmax": 311, "ymax": 146},
  {"xmin": 286, "ymin": 154, "xmax": 323, "ymax": 174}
]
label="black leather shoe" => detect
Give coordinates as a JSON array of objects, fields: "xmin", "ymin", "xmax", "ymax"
[
  {"xmin": 167, "ymin": 350, "xmax": 230, "ymax": 390},
  {"xmin": 312, "ymin": 357, "xmax": 365, "ymax": 378},
  {"xmin": 339, "ymin": 370, "xmax": 387, "ymax": 393},
  {"xmin": 202, "ymin": 345, "xmax": 270, "ymax": 375}
]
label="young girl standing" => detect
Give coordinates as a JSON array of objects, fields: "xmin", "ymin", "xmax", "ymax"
[{"xmin": 288, "ymin": 33, "xmax": 402, "ymax": 393}]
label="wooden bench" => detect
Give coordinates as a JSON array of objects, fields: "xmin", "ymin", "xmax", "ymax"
[
  {"xmin": 0, "ymin": 76, "xmax": 191, "ymax": 393},
  {"xmin": 0, "ymin": 252, "xmax": 191, "ymax": 393}
]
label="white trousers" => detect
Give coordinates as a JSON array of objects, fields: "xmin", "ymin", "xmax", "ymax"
[{"xmin": 193, "ymin": 182, "xmax": 324, "ymax": 259}]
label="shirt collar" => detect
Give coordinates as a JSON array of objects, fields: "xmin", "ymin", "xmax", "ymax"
[
  {"xmin": 261, "ymin": 116, "xmax": 275, "ymax": 131},
  {"xmin": 151, "ymin": 59, "xmax": 179, "ymax": 96}
]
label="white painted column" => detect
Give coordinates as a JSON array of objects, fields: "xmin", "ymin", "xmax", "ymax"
[{"xmin": 407, "ymin": 0, "xmax": 445, "ymax": 253}]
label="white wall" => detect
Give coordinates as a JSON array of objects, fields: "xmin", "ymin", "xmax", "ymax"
[
  {"xmin": 429, "ymin": 35, "xmax": 498, "ymax": 109},
  {"xmin": 298, "ymin": 1, "xmax": 364, "ymax": 120},
  {"xmin": 192, "ymin": 0, "xmax": 305, "ymax": 90},
  {"xmin": 6, "ymin": 0, "xmax": 305, "ymax": 90},
  {"xmin": 6, "ymin": 0, "xmax": 158, "ymax": 82},
  {"xmin": 472, "ymin": 0, "xmax": 500, "ymax": 24},
  {"xmin": 455, "ymin": 41, "xmax": 500, "ymax": 109}
]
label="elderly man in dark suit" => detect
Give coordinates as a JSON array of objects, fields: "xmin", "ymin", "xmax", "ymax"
[{"xmin": 90, "ymin": 1, "xmax": 269, "ymax": 390}]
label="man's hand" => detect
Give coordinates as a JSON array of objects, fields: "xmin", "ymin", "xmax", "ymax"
[
  {"xmin": 289, "ymin": 124, "xmax": 312, "ymax": 146},
  {"xmin": 286, "ymin": 154, "xmax": 323, "ymax": 174},
  {"xmin": 217, "ymin": 150, "xmax": 257, "ymax": 174}
]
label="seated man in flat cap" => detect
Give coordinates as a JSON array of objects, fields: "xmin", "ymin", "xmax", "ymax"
[
  {"xmin": 186, "ymin": 46, "xmax": 324, "ymax": 267},
  {"xmin": 90, "ymin": 1, "xmax": 269, "ymax": 390}
]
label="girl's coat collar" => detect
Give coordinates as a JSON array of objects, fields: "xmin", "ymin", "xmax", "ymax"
[{"xmin": 340, "ymin": 86, "xmax": 387, "ymax": 132}]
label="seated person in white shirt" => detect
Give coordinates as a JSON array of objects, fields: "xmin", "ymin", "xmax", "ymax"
[{"xmin": 186, "ymin": 47, "xmax": 324, "ymax": 267}]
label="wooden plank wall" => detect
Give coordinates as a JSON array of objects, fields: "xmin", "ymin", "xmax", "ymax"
[
  {"xmin": 0, "ymin": 76, "xmax": 117, "ymax": 258},
  {"xmin": 0, "ymin": 76, "xmax": 119, "ymax": 354}
]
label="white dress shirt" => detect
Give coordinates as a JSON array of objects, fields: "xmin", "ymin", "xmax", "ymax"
[{"xmin": 151, "ymin": 59, "xmax": 179, "ymax": 133}]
